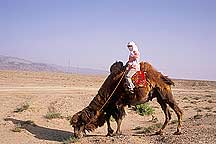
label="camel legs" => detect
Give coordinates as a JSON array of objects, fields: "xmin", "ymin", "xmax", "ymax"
[
  {"xmin": 105, "ymin": 113, "xmax": 123, "ymax": 136},
  {"xmin": 156, "ymin": 95, "xmax": 171, "ymax": 135},
  {"xmin": 105, "ymin": 114, "xmax": 114, "ymax": 136},
  {"xmin": 154, "ymin": 88, "xmax": 183, "ymax": 135},
  {"xmin": 115, "ymin": 115, "xmax": 123, "ymax": 135},
  {"xmin": 167, "ymin": 97, "xmax": 183, "ymax": 135},
  {"xmin": 105, "ymin": 105, "xmax": 125, "ymax": 136},
  {"xmin": 74, "ymin": 125, "xmax": 85, "ymax": 138},
  {"xmin": 113, "ymin": 106, "xmax": 125, "ymax": 135}
]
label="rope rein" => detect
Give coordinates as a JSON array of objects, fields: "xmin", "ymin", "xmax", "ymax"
[
  {"xmin": 85, "ymin": 69, "xmax": 127, "ymax": 127},
  {"xmin": 98, "ymin": 70, "xmax": 127, "ymax": 113}
]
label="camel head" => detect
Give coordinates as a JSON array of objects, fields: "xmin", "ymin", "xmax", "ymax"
[
  {"xmin": 110, "ymin": 61, "xmax": 124, "ymax": 75},
  {"xmin": 70, "ymin": 111, "xmax": 86, "ymax": 138}
]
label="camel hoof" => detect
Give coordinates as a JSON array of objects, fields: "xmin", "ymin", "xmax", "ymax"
[
  {"xmin": 106, "ymin": 129, "xmax": 114, "ymax": 137},
  {"xmin": 114, "ymin": 132, "xmax": 122, "ymax": 136},
  {"xmin": 109, "ymin": 129, "xmax": 114, "ymax": 134},
  {"xmin": 155, "ymin": 130, "xmax": 163, "ymax": 135},
  {"xmin": 173, "ymin": 131, "xmax": 182, "ymax": 135},
  {"xmin": 106, "ymin": 133, "xmax": 113, "ymax": 137}
]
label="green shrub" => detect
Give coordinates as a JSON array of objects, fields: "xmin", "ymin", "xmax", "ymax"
[
  {"xmin": 11, "ymin": 126, "xmax": 22, "ymax": 132},
  {"xmin": 45, "ymin": 103, "xmax": 62, "ymax": 119},
  {"xmin": 14, "ymin": 103, "xmax": 30, "ymax": 113},
  {"xmin": 135, "ymin": 103, "xmax": 155, "ymax": 116},
  {"xmin": 143, "ymin": 123, "xmax": 162, "ymax": 134},
  {"xmin": 44, "ymin": 112, "xmax": 62, "ymax": 119},
  {"xmin": 63, "ymin": 136, "xmax": 79, "ymax": 144},
  {"xmin": 133, "ymin": 123, "xmax": 163, "ymax": 134}
]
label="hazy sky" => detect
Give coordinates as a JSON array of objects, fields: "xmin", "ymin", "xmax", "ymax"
[{"xmin": 0, "ymin": 0, "xmax": 215, "ymax": 80}]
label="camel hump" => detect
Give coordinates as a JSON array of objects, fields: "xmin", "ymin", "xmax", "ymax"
[
  {"xmin": 139, "ymin": 61, "xmax": 175, "ymax": 86},
  {"xmin": 161, "ymin": 75, "xmax": 175, "ymax": 86}
]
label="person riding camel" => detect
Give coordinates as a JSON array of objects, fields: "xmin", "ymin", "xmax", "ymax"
[{"xmin": 125, "ymin": 41, "xmax": 140, "ymax": 94}]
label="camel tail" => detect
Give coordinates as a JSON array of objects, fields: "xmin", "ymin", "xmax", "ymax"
[{"xmin": 161, "ymin": 75, "xmax": 175, "ymax": 86}]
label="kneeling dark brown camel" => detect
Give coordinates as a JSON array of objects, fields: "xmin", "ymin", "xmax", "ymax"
[{"xmin": 70, "ymin": 61, "xmax": 127, "ymax": 138}]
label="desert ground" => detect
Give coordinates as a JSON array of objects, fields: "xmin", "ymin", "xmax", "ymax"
[{"xmin": 0, "ymin": 70, "xmax": 216, "ymax": 144}]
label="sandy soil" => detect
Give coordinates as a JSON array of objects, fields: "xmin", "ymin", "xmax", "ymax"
[{"xmin": 0, "ymin": 70, "xmax": 216, "ymax": 144}]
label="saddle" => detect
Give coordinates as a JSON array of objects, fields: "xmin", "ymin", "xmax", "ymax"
[{"xmin": 131, "ymin": 71, "xmax": 147, "ymax": 88}]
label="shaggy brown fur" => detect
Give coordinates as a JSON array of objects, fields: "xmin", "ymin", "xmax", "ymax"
[
  {"xmin": 100, "ymin": 61, "xmax": 183, "ymax": 136},
  {"xmin": 70, "ymin": 61, "xmax": 127, "ymax": 138},
  {"xmin": 110, "ymin": 61, "xmax": 183, "ymax": 135},
  {"xmin": 140, "ymin": 61, "xmax": 183, "ymax": 135},
  {"xmin": 71, "ymin": 61, "xmax": 183, "ymax": 138},
  {"xmin": 140, "ymin": 61, "xmax": 175, "ymax": 86}
]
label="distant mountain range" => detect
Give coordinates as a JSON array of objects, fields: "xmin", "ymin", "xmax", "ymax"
[{"xmin": 0, "ymin": 55, "xmax": 108, "ymax": 75}]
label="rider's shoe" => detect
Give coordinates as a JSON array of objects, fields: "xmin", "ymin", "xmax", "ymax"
[
  {"xmin": 125, "ymin": 87, "xmax": 134, "ymax": 95},
  {"xmin": 129, "ymin": 89, "xmax": 134, "ymax": 94}
]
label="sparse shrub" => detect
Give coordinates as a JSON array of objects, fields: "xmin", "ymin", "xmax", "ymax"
[
  {"xmin": 193, "ymin": 108, "xmax": 202, "ymax": 120},
  {"xmin": 193, "ymin": 97, "xmax": 201, "ymax": 100},
  {"xmin": 150, "ymin": 115, "xmax": 158, "ymax": 123},
  {"xmin": 203, "ymin": 107, "xmax": 213, "ymax": 112},
  {"xmin": 63, "ymin": 136, "xmax": 79, "ymax": 144},
  {"xmin": 183, "ymin": 105, "xmax": 192, "ymax": 109},
  {"xmin": 205, "ymin": 113, "xmax": 212, "ymax": 117},
  {"xmin": 12, "ymin": 127, "xmax": 22, "ymax": 132},
  {"xmin": 45, "ymin": 112, "xmax": 62, "ymax": 119},
  {"xmin": 204, "ymin": 90, "xmax": 213, "ymax": 93},
  {"xmin": 182, "ymin": 97, "xmax": 189, "ymax": 101},
  {"xmin": 11, "ymin": 120, "xmax": 36, "ymax": 133},
  {"xmin": 142, "ymin": 127, "xmax": 152, "ymax": 134},
  {"xmin": 132, "ymin": 126, "xmax": 142, "ymax": 130},
  {"xmin": 141, "ymin": 123, "xmax": 162, "ymax": 134},
  {"xmin": 195, "ymin": 108, "xmax": 202, "ymax": 113},
  {"xmin": 194, "ymin": 114, "xmax": 202, "ymax": 120},
  {"xmin": 135, "ymin": 103, "xmax": 155, "ymax": 116},
  {"xmin": 190, "ymin": 101, "xmax": 197, "ymax": 104},
  {"xmin": 205, "ymin": 95, "xmax": 212, "ymax": 98},
  {"xmin": 11, "ymin": 123, "xmax": 22, "ymax": 132},
  {"xmin": 23, "ymin": 120, "xmax": 36, "ymax": 126},
  {"xmin": 45, "ymin": 103, "xmax": 62, "ymax": 119},
  {"xmin": 192, "ymin": 81, "xmax": 208, "ymax": 87},
  {"xmin": 154, "ymin": 123, "xmax": 163, "ymax": 129},
  {"xmin": 66, "ymin": 116, "xmax": 72, "ymax": 121},
  {"xmin": 14, "ymin": 103, "xmax": 30, "ymax": 113},
  {"xmin": 207, "ymin": 100, "xmax": 213, "ymax": 103}
]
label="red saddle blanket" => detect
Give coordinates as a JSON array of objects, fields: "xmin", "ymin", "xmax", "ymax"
[{"xmin": 132, "ymin": 71, "xmax": 147, "ymax": 87}]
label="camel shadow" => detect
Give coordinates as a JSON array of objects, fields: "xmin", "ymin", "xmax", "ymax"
[{"xmin": 4, "ymin": 118, "xmax": 73, "ymax": 142}]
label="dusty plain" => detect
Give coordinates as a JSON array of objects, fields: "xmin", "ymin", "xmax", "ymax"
[{"xmin": 0, "ymin": 70, "xmax": 216, "ymax": 144}]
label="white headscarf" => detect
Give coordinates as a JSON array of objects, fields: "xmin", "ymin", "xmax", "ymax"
[{"xmin": 127, "ymin": 41, "xmax": 139, "ymax": 52}]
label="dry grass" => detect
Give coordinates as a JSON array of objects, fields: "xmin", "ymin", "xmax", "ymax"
[
  {"xmin": 62, "ymin": 136, "xmax": 79, "ymax": 144},
  {"xmin": 14, "ymin": 103, "xmax": 30, "ymax": 113},
  {"xmin": 44, "ymin": 103, "xmax": 63, "ymax": 119},
  {"xmin": 1, "ymin": 70, "xmax": 216, "ymax": 144}
]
